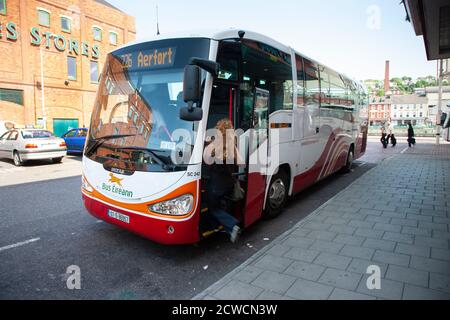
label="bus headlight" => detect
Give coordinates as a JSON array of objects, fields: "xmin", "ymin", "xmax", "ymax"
[
  {"xmin": 149, "ymin": 194, "xmax": 194, "ymax": 216},
  {"xmin": 81, "ymin": 176, "xmax": 93, "ymax": 193}
]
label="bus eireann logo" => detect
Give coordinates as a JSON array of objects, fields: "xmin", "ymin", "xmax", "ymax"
[{"xmin": 109, "ymin": 173, "xmax": 124, "ymax": 187}]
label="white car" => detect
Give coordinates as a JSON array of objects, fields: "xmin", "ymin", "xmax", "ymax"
[{"xmin": 0, "ymin": 129, "xmax": 67, "ymax": 166}]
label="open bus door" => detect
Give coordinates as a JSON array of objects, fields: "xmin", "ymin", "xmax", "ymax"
[{"xmin": 242, "ymin": 88, "xmax": 270, "ymax": 227}]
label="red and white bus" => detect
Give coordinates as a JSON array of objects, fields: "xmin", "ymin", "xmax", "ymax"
[{"xmin": 82, "ymin": 29, "xmax": 368, "ymax": 245}]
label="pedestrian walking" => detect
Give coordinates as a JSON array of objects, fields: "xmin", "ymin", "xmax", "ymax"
[
  {"xmin": 380, "ymin": 132, "xmax": 388, "ymax": 149},
  {"xmin": 390, "ymin": 133, "xmax": 397, "ymax": 147},
  {"xmin": 407, "ymin": 123, "xmax": 415, "ymax": 147}
]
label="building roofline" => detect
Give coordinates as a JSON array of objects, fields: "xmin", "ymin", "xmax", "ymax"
[{"xmin": 94, "ymin": 0, "xmax": 123, "ymax": 13}]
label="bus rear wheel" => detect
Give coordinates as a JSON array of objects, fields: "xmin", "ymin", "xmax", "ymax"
[
  {"xmin": 341, "ymin": 148, "xmax": 354, "ymax": 173},
  {"xmin": 263, "ymin": 171, "xmax": 288, "ymax": 220}
]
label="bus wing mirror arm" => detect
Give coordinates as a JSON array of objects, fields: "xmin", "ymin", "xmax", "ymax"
[{"xmin": 189, "ymin": 58, "xmax": 220, "ymax": 78}]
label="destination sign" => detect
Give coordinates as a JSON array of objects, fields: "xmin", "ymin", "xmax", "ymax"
[{"xmin": 119, "ymin": 47, "xmax": 176, "ymax": 71}]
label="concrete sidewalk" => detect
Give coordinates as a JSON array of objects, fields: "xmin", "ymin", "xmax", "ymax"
[{"xmin": 194, "ymin": 143, "xmax": 450, "ymax": 300}]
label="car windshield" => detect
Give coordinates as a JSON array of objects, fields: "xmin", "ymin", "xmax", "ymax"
[
  {"xmin": 21, "ymin": 130, "xmax": 53, "ymax": 139},
  {"xmin": 85, "ymin": 38, "xmax": 210, "ymax": 172}
]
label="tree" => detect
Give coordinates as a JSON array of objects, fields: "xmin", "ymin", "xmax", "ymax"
[
  {"xmin": 376, "ymin": 88, "xmax": 385, "ymax": 97},
  {"xmin": 415, "ymin": 79, "xmax": 428, "ymax": 88}
]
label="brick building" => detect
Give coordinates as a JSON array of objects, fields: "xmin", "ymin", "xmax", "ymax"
[
  {"xmin": 0, "ymin": 0, "xmax": 135, "ymax": 136},
  {"xmin": 368, "ymin": 96, "xmax": 391, "ymax": 126}
]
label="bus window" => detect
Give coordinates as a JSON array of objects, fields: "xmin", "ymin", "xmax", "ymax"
[
  {"xmin": 303, "ymin": 58, "xmax": 320, "ymax": 138},
  {"xmin": 295, "ymin": 54, "xmax": 305, "ymax": 107},
  {"xmin": 239, "ymin": 82, "xmax": 254, "ymax": 132},
  {"xmin": 241, "ymin": 40, "xmax": 293, "ymax": 114},
  {"xmin": 207, "ymin": 84, "xmax": 236, "ymax": 130},
  {"xmin": 319, "ymin": 66, "xmax": 331, "ymax": 108},
  {"xmin": 304, "ymin": 60, "xmax": 320, "ymax": 106}
]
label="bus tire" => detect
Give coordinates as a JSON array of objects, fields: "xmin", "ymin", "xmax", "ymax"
[
  {"xmin": 340, "ymin": 148, "xmax": 354, "ymax": 174},
  {"xmin": 13, "ymin": 151, "xmax": 23, "ymax": 167},
  {"xmin": 263, "ymin": 170, "xmax": 289, "ymax": 220}
]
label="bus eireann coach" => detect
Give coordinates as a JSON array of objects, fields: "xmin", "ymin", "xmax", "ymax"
[{"xmin": 82, "ymin": 29, "xmax": 369, "ymax": 245}]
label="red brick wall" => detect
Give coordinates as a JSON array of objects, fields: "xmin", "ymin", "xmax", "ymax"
[{"xmin": 0, "ymin": 0, "xmax": 136, "ymax": 132}]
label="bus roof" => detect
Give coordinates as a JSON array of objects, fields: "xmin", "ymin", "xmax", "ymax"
[{"xmin": 116, "ymin": 29, "xmax": 367, "ymax": 92}]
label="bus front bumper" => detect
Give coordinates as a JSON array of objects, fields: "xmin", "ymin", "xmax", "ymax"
[{"xmin": 82, "ymin": 194, "xmax": 200, "ymax": 245}]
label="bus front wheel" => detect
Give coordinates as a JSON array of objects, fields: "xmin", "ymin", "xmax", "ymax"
[{"xmin": 263, "ymin": 171, "xmax": 289, "ymax": 220}]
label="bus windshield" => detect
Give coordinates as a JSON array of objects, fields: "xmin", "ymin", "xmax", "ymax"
[{"xmin": 85, "ymin": 38, "xmax": 210, "ymax": 172}]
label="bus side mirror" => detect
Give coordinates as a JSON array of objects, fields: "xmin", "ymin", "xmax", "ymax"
[
  {"xmin": 180, "ymin": 65, "xmax": 203, "ymax": 121},
  {"xmin": 183, "ymin": 65, "xmax": 201, "ymax": 103}
]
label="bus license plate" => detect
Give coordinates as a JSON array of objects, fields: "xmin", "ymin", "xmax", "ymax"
[{"xmin": 108, "ymin": 209, "xmax": 130, "ymax": 224}]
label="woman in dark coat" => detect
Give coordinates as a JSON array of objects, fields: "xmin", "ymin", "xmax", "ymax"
[
  {"xmin": 407, "ymin": 123, "xmax": 415, "ymax": 147},
  {"xmin": 204, "ymin": 118, "xmax": 243, "ymax": 243}
]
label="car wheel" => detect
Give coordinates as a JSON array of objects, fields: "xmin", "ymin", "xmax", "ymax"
[
  {"xmin": 263, "ymin": 170, "xmax": 289, "ymax": 220},
  {"xmin": 13, "ymin": 151, "xmax": 23, "ymax": 167},
  {"xmin": 52, "ymin": 157, "xmax": 63, "ymax": 164},
  {"xmin": 341, "ymin": 148, "xmax": 354, "ymax": 174}
]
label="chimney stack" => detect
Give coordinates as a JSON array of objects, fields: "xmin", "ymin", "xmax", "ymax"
[{"xmin": 384, "ymin": 60, "xmax": 390, "ymax": 95}]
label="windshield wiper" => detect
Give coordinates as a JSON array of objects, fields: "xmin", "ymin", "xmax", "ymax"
[{"xmin": 85, "ymin": 134, "xmax": 136, "ymax": 156}]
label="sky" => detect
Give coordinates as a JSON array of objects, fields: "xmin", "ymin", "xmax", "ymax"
[{"xmin": 107, "ymin": 0, "xmax": 437, "ymax": 81}]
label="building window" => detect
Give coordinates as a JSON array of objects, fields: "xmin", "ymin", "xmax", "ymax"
[
  {"xmin": 0, "ymin": 88, "xmax": 24, "ymax": 105},
  {"xmin": 67, "ymin": 56, "xmax": 77, "ymax": 80},
  {"xmin": 128, "ymin": 105, "xmax": 135, "ymax": 119},
  {"xmin": 93, "ymin": 26, "xmax": 102, "ymax": 41},
  {"xmin": 109, "ymin": 31, "xmax": 118, "ymax": 45},
  {"xmin": 90, "ymin": 61, "xmax": 99, "ymax": 83},
  {"xmin": 0, "ymin": 0, "xmax": 6, "ymax": 15},
  {"xmin": 61, "ymin": 16, "xmax": 71, "ymax": 33},
  {"xmin": 38, "ymin": 8, "xmax": 50, "ymax": 27}
]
